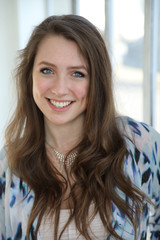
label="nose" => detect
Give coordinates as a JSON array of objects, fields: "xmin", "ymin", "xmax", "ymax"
[{"xmin": 51, "ymin": 75, "xmax": 68, "ymax": 97}]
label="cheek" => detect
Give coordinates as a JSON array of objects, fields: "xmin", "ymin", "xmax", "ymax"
[
  {"xmin": 32, "ymin": 77, "xmax": 50, "ymax": 96},
  {"xmin": 73, "ymin": 82, "xmax": 89, "ymax": 100}
]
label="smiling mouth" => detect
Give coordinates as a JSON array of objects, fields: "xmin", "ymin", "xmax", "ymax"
[{"xmin": 49, "ymin": 99, "xmax": 73, "ymax": 108}]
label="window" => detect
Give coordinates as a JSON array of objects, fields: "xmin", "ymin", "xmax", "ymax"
[
  {"xmin": 77, "ymin": 0, "xmax": 160, "ymax": 131},
  {"xmin": 113, "ymin": 0, "xmax": 144, "ymax": 123}
]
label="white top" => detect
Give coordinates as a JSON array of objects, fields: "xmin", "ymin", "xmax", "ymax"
[{"xmin": 39, "ymin": 206, "xmax": 107, "ymax": 239}]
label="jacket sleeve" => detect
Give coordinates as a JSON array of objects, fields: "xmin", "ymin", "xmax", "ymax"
[
  {"xmin": 145, "ymin": 125, "xmax": 160, "ymax": 238},
  {"xmin": 0, "ymin": 148, "xmax": 8, "ymax": 239},
  {"xmin": 124, "ymin": 118, "xmax": 160, "ymax": 239}
]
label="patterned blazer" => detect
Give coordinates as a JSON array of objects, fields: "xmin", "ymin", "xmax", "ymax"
[{"xmin": 0, "ymin": 117, "xmax": 160, "ymax": 239}]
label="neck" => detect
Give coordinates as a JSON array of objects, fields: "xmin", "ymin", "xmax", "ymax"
[{"xmin": 45, "ymin": 117, "xmax": 84, "ymax": 154}]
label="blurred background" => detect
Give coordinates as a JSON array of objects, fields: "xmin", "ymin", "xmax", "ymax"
[{"xmin": 0, "ymin": 0, "xmax": 160, "ymax": 148}]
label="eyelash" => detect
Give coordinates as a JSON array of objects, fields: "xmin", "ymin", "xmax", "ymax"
[
  {"xmin": 73, "ymin": 72, "xmax": 85, "ymax": 78},
  {"xmin": 40, "ymin": 68, "xmax": 53, "ymax": 74},
  {"xmin": 40, "ymin": 68, "xmax": 86, "ymax": 78}
]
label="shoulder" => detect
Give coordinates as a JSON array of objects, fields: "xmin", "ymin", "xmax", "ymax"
[
  {"xmin": 116, "ymin": 117, "xmax": 160, "ymax": 237},
  {"xmin": 0, "ymin": 148, "xmax": 9, "ymax": 236},
  {"xmin": 0, "ymin": 147, "xmax": 30, "ymax": 197},
  {"xmin": 0, "ymin": 147, "xmax": 35, "ymax": 238},
  {"xmin": 0, "ymin": 147, "xmax": 30, "ymax": 201},
  {"xmin": 116, "ymin": 116, "xmax": 160, "ymax": 191},
  {"xmin": 0, "ymin": 147, "xmax": 8, "ymax": 171},
  {"xmin": 116, "ymin": 116, "xmax": 160, "ymax": 153},
  {"xmin": 0, "ymin": 147, "xmax": 8, "ymax": 187}
]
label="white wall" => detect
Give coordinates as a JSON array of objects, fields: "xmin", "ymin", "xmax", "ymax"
[
  {"xmin": 0, "ymin": 0, "xmax": 19, "ymax": 148},
  {"xmin": 17, "ymin": 0, "xmax": 47, "ymax": 49}
]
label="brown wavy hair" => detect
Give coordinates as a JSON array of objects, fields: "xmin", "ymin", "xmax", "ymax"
[{"xmin": 5, "ymin": 15, "xmax": 145, "ymax": 239}]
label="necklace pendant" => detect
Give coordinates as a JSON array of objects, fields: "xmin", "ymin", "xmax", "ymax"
[
  {"xmin": 54, "ymin": 149, "xmax": 78, "ymax": 167},
  {"xmin": 46, "ymin": 141, "xmax": 78, "ymax": 167}
]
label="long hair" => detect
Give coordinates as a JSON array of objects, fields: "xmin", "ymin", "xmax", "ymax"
[{"xmin": 5, "ymin": 15, "xmax": 145, "ymax": 239}]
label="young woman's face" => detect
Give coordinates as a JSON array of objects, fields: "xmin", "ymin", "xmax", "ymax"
[{"xmin": 32, "ymin": 35, "xmax": 89, "ymax": 129}]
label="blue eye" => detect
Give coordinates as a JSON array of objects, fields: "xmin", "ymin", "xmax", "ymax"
[
  {"xmin": 73, "ymin": 72, "xmax": 85, "ymax": 78},
  {"xmin": 40, "ymin": 68, "xmax": 52, "ymax": 74}
]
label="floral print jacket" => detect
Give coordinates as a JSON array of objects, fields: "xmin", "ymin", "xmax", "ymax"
[{"xmin": 0, "ymin": 117, "xmax": 160, "ymax": 239}]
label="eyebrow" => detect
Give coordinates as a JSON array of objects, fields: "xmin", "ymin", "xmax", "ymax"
[
  {"xmin": 38, "ymin": 61, "xmax": 88, "ymax": 71},
  {"xmin": 38, "ymin": 61, "xmax": 55, "ymax": 67}
]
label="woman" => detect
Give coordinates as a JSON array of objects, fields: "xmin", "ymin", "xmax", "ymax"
[{"xmin": 0, "ymin": 15, "xmax": 160, "ymax": 240}]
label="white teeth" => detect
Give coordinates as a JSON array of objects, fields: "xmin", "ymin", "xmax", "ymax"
[{"xmin": 50, "ymin": 100, "xmax": 72, "ymax": 108}]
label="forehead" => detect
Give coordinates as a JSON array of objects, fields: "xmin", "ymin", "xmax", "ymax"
[{"xmin": 34, "ymin": 34, "xmax": 87, "ymax": 66}]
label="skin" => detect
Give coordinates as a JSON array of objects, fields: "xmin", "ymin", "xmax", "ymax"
[{"xmin": 32, "ymin": 35, "xmax": 89, "ymax": 153}]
